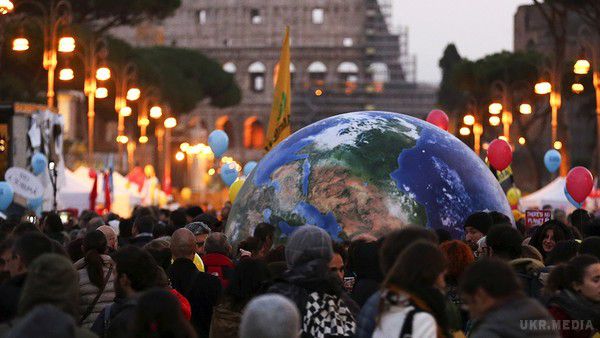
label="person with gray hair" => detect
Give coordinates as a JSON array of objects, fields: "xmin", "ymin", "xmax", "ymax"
[
  {"xmin": 269, "ymin": 225, "xmax": 357, "ymax": 337},
  {"xmin": 239, "ymin": 294, "xmax": 300, "ymax": 338},
  {"xmin": 203, "ymin": 232, "xmax": 235, "ymax": 288},
  {"xmin": 86, "ymin": 217, "xmax": 105, "ymax": 234}
]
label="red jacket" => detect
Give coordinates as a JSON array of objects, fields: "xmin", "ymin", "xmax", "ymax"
[{"xmin": 202, "ymin": 253, "xmax": 235, "ymax": 289}]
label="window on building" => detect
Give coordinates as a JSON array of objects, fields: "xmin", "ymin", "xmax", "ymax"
[
  {"xmin": 196, "ymin": 10, "xmax": 207, "ymax": 25},
  {"xmin": 337, "ymin": 62, "xmax": 359, "ymax": 94},
  {"xmin": 251, "ymin": 8, "xmax": 263, "ymax": 24},
  {"xmin": 215, "ymin": 116, "xmax": 234, "ymax": 147},
  {"xmin": 342, "ymin": 38, "xmax": 353, "ymax": 47},
  {"xmin": 223, "ymin": 62, "xmax": 237, "ymax": 74},
  {"xmin": 244, "ymin": 117, "xmax": 265, "ymax": 149},
  {"xmin": 368, "ymin": 62, "xmax": 389, "ymax": 92},
  {"xmin": 248, "ymin": 61, "xmax": 266, "ymax": 92},
  {"xmin": 307, "ymin": 61, "xmax": 327, "ymax": 87},
  {"xmin": 312, "ymin": 8, "xmax": 324, "ymax": 24}
]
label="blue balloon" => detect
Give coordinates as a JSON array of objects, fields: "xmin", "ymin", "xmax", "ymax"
[
  {"xmin": 208, "ymin": 130, "xmax": 229, "ymax": 158},
  {"xmin": 0, "ymin": 182, "xmax": 14, "ymax": 211},
  {"xmin": 220, "ymin": 163, "xmax": 238, "ymax": 186},
  {"xmin": 31, "ymin": 152, "xmax": 48, "ymax": 175},
  {"xmin": 544, "ymin": 149, "xmax": 561, "ymax": 173},
  {"xmin": 564, "ymin": 186, "xmax": 582, "ymax": 208},
  {"xmin": 243, "ymin": 161, "xmax": 258, "ymax": 177}
]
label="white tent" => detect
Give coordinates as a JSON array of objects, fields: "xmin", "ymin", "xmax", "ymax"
[
  {"xmin": 519, "ymin": 177, "xmax": 576, "ymax": 212},
  {"xmin": 58, "ymin": 169, "xmax": 93, "ymax": 212}
]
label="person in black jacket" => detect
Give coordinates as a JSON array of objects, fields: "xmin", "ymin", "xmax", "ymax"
[
  {"xmin": 169, "ymin": 228, "xmax": 222, "ymax": 338},
  {"xmin": 129, "ymin": 215, "xmax": 156, "ymax": 247},
  {"xmin": 91, "ymin": 246, "xmax": 159, "ymax": 338},
  {"xmin": 0, "ymin": 232, "xmax": 53, "ymax": 323}
]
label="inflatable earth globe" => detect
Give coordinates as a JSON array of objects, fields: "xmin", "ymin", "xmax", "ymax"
[{"xmin": 225, "ymin": 111, "xmax": 511, "ymax": 245}]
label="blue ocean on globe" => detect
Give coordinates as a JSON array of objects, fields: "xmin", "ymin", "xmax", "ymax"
[{"xmin": 225, "ymin": 111, "xmax": 512, "ymax": 244}]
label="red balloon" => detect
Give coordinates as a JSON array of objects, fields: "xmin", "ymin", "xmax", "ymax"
[
  {"xmin": 426, "ymin": 109, "xmax": 449, "ymax": 131},
  {"xmin": 566, "ymin": 166, "xmax": 594, "ymax": 203},
  {"xmin": 487, "ymin": 139, "xmax": 512, "ymax": 171}
]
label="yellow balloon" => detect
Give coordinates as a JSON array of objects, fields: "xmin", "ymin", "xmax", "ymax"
[
  {"xmin": 180, "ymin": 187, "xmax": 192, "ymax": 202},
  {"xmin": 229, "ymin": 178, "xmax": 245, "ymax": 203},
  {"xmin": 506, "ymin": 187, "xmax": 522, "ymax": 207}
]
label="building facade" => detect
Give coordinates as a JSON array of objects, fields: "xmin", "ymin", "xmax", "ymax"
[{"xmin": 111, "ymin": 0, "xmax": 437, "ymax": 187}]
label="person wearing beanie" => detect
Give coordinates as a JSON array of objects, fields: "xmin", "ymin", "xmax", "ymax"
[
  {"xmin": 239, "ymin": 294, "xmax": 300, "ymax": 338},
  {"xmin": 463, "ymin": 212, "xmax": 494, "ymax": 252},
  {"xmin": 268, "ymin": 225, "xmax": 357, "ymax": 338},
  {"xmin": 0, "ymin": 253, "xmax": 96, "ymax": 338}
]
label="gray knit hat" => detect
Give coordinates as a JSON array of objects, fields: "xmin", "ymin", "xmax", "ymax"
[
  {"xmin": 285, "ymin": 225, "xmax": 333, "ymax": 268},
  {"xmin": 18, "ymin": 253, "xmax": 79, "ymax": 319}
]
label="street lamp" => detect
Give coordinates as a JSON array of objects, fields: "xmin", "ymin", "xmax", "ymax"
[
  {"xmin": 119, "ymin": 106, "xmax": 132, "ymax": 117},
  {"xmin": 95, "ymin": 87, "xmax": 108, "ymax": 99},
  {"xmin": 58, "ymin": 67, "xmax": 73, "ymax": 81},
  {"xmin": 95, "ymin": 67, "xmax": 111, "ymax": 81},
  {"xmin": 459, "ymin": 127, "xmax": 471, "ymax": 136},
  {"xmin": 12, "ymin": 37, "xmax": 29, "ymax": 51},
  {"xmin": 127, "ymin": 87, "xmax": 141, "ymax": 101},
  {"xmin": 139, "ymin": 135, "xmax": 148, "ymax": 144},
  {"xmin": 519, "ymin": 103, "xmax": 532, "ymax": 115},
  {"xmin": 574, "ymin": 59, "xmax": 590, "ymax": 75},
  {"xmin": 12, "ymin": 0, "xmax": 73, "ymax": 108},
  {"xmin": 57, "ymin": 36, "xmax": 74, "ymax": 52},
  {"xmin": 0, "ymin": 0, "xmax": 14, "ymax": 14},
  {"xmin": 112, "ymin": 62, "xmax": 137, "ymax": 172},
  {"xmin": 463, "ymin": 114, "xmax": 475, "ymax": 126},
  {"xmin": 554, "ymin": 141, "xmax": 563, "ymax": 150},
  {"xmin": 175, "ymin": 151, "xmax": 185, "ymax": 161},
  {"xmin": 164, "ymin": 117, "xmax": 177, "ymax": 129},
  {"xmin": 518, "ymin": 137, "xmax": 526, "ymax": 145},
  {"xmin": 488, "ymin": 103, "xmax": 502, "ymax": 115},
  {"xmin": 489, "ymin": 115, "xmax": 501, "ymax": 126},
  {"xmin": 534, "ymin": 81, "xmax": 552, "ymax": 95},
  {"xmin": 571, "ymin": 83, "xmax": 584, "ymax": 94},
  {"xmin": 150, "ymin": 106, "xmax": 162, "ymax": 119}
]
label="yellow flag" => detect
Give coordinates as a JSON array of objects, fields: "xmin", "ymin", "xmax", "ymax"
[{"xmin": 265, "ymin": 27, "xmax": 291, "ymax": 152}]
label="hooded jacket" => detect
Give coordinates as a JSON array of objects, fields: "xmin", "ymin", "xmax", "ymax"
[{"xmin": 546, "ymin": 289, "xmax": 600, "ymax": 338}]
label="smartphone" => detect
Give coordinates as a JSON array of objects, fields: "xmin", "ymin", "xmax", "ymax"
[
  {"xmin": 59, "ymin": 211, "xmax": 69, "ymax": 225},
  {"xmin": 27, "ymin": 215, "xmax": 37, "ymax": 224}
]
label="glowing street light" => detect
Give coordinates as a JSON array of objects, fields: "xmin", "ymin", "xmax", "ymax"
[
  {"xmin": 119, "ymin": 106, "xmax": 132, "ymax": 117},
  {"xmin": 535, "ymin": 81, "xmax": 552, "ymax": 95},
  {"xmin": 116, "ymin": 135, "xmax": 129, "ymax": 144},
  {"xmin": 519, "ymin": 103, "xmax": 532, "ymax": 115},
  {"xmin": 0, "ymin": 0, "xmax": 14, "ymax": 14},
  {"xmin": 126, "ymin": 87, "xmax": 141, "ymax": 101},
  {"xmin": 489, "ymin": 115, "xmax": 501, "ymax": 126},
  {"xmin": 208, "ymin": 168, "xmax": 216, "ymax": 176},
  {"xmin": 180, "ymin": 142, "xmax": 190, "ymax": 152},
  {"xmin": 139, "ymin": 135, "xmax": 148, "ymax": 144},
  {"xmin": 571, "ymin": 83, "xmax": 584, "ymax": 94},
  {"xmin": 138, "ymin": 117, "xmax": 150, "ymax": 127},
  {"xmin": 518, "ymin": 137, "xmax": 526, "ymax": 145},
  {"xmin": 175, "ymin": 151, "xmax": 185, "ymax": 161},
  {"xmin": 463, "ymin": 114, "xmax": 475, "ymax": 126},
  {"xmin": 12, "ymin": 37, "xmax": 29, "ymax": 51},
  {"xmin": 459, "ymin": 127, "xmax": 471, "ymax": 136},
  {"xmin": 59, "ymin": 68, "xmax": 74, "ymax": 81},
  {"xmin": 96, "ymin": 67, "xmax": 111, "ymax": 81},
  {"xmin": 315, "ymin": 89, "xmax": 323, "ymax": 96},
  {"xmin": 553, "ymin": 141, "xmax": 562, "ymax": 150},
  {"xmin": 57, "ymin": 37, "xmax": 75, "ymax": 53},
  {"xmin": 488, "ymin": 103, "xmax": 502, "ymax": 115},
  {"xmin": 164, "ymin": 117, "xmax": 177, "ymax": 129},
  {"xmin": 95, "ymin": 87, "xmax": 108, "ymax": 99},
  {"xmin": 149, "ymin": 106, "xmax": 163, "ymax": 119},
  {"xmin": 574, "ymin": 59, "xmax": 590, "ymax": 75}
]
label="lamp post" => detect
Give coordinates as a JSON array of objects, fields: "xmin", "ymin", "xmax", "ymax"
[
  {"xmin": 576, "ymin": 26, "xmax": 600, "ymax": 176},
  {"xmin": 163, "ymin": 116, "xmax": 177, "ymax": 196},
  {"xmin": 12, "ymin": 0, "xmax": 73, "ymax": 108},
  {"xmin": 80, "ymin": 35, "xmax": 109, "ymax": 163},
  {"xmin": 113, "ymin": 62, "xmax": 137, "ymax": 172}
]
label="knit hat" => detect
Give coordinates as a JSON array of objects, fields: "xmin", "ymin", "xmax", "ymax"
[
  {"xmin": 285, "ymin": 225, "xmax": 333, "ymax": 268},
  {"xmin": 18, "ymin": 253, "xmax": 79, "ymax": 319},
  {"xmin": 463, "ymin": 212, "xmax": 494, "ymax": 235}
]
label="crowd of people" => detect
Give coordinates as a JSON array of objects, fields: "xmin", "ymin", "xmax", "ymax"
[{"xmin": 0, "ymin": 203, "xmax": 599, "ymax": 338}]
